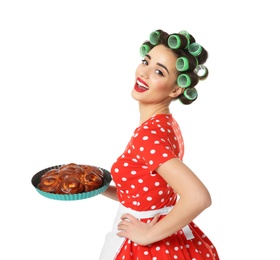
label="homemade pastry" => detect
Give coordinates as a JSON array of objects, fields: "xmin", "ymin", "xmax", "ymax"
[{"xmin": 37, "ymin": 163, "xmax": 104, "ymax": 194}]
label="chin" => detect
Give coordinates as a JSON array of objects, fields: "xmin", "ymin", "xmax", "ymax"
[{"xmin": 131, "ymin": 90, "xmax": 139, "ymax": 101}]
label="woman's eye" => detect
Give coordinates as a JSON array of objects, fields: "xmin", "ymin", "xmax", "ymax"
[
  {"xmin": 141, "ymin": 59, "xmax": 148, "ymax": 65},
  {"xmin": 155, "ymin": 69, "xmax": 164, "ymax": 76}
]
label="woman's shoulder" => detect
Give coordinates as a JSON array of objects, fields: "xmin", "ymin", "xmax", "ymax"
[
  {"xmin": 136, "ymin": 114, "xmax": 180, "ymax": 135},
  {"xmin": 144, "ymin": 114, "xmax": 175, "ymax": 126}
]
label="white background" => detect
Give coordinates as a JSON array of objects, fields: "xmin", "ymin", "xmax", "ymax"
[{"xmin": 1, "ymin": 0, "xmax": 279, "ymax": 259}]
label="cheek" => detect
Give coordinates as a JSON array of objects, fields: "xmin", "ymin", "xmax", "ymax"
[
  {"xmin": 135, "ymin": 66, "xmax": 139, "ymax": 77},
  {"xmin": 155, "ymin": 81, "xmax": 168, "ymax": 91},
  {"xmin": 151, "ymin": 78, "xmax": 174, "ymax": 93},
  {"xmin": 135, "ymin": 64, "xmax": 144, "ymax": 76}
]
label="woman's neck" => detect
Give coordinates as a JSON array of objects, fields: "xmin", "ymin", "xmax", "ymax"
[{"xmin": 138, "ymin": 103, "xmax": 170, "ymax": 125}]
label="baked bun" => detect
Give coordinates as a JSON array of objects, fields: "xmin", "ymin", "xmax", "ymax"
[
  {"xmin": 57, "ymin": 175, "xmax": 85, "ymax": 194},
  {"xmin": 37, "ymin": 163, "xmax": 104, "ymax": 194},
  {"xmin": 82, "ymin": 171, "xmax": 103, "ymax": 192},
  {"xmin": 40, "ymin": 168, "xmax": 59, "ymax": 180},
  {"xmin": 38, "ymin": 175, "xmax": 61, "ymax": 193},
  {"xmin": 58, "ymin": 164, "xmax": 84, "ymax": 181},
  {"xmin": 80, "ymin": 164, "xmax": 104, "ymax": 179}
]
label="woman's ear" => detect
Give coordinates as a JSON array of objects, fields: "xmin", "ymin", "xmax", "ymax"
[{"xmin": 169, "ymin": 85, "xmax": 184, "ymax": 98}]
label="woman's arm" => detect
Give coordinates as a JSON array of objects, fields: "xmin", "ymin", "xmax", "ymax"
[
  {"xmin": 146, "ymin": 158, "xmax": 211, "ymax": 243},
  {"xmin": 117, "ymin": 158, "xmax": 211, "ymax": 245},
  {"xmin": 101, "ymin": 184, "xmax": 119, "ymax": 201}
]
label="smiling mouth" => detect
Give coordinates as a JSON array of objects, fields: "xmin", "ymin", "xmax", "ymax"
[{"xmin": 135, "ymin": 80, "xmax": 149, "ymax": 92}]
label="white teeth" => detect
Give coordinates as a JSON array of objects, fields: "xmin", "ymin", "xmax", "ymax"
[{"xmin": 137, "ymin": 80, "xmax": 149, "ymax": 89}]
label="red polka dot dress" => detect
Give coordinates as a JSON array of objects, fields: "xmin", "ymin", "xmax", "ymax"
[{"xmin": 110, "ymin": 114, "xmax": 219, "ymax": 260}]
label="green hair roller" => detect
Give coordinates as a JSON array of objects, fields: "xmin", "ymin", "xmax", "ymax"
[
  {"xmin": 188, "ymin": 43, "xmax": 202, "ymax": 57},
  {"xmin": 149, "ymin": 31, "xmax": 160, "ymax": 45},
  {"xmin": 183, "ymin": 88, "xmax": 197, "ymax": 101},
  {"xmin": 177, "ymin": 74, "xmax": 192, "ymax": 88},
  {"xmin": 168, "ymin": 35, "xmax": 181, "ymax": 49},
  {"xmin": 176, "ymin": 57, "xmax": 190, "ymax": 71},
  {"xmin": 140, "ymin": 44, "xmax": 151, "ymax": 57},
  {"xmin": 179, "ymin": 30, "xmax": 190, "ymax": 39}
]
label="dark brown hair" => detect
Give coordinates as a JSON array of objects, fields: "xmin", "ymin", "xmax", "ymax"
[{"xmin": 140, "ymin": 29, "xmax": 209, "ymax": 105}]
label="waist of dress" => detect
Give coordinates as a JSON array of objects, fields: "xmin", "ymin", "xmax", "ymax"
[
  {"xmin": 98, "ymin": 203, "xmax": 195, "ymax": 259},
  {"xmin": 117, "ymin": 204, "xmax": 194, "ymax": 240},
  {"xmin": 118, "ymin": 204, "xmax": 173, "ymax": 219}
]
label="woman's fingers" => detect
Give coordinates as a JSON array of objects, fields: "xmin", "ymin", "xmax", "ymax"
[
  {"xmin": 118, "ymin": 213, "xmax": 161, "ymax": 229},
  {"xmin": 120, "ymin": 213, "xmax": 135, "ymax": 222},
  {"xmin": 150, "ymin": 213, "xmax": 161, "ymax": 225}
]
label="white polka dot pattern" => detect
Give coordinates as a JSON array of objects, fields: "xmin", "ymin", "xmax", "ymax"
[
  {"xmin": 111, "ymin": 114, "xmax": 183, "ymax": 211},
  {"xmin": 110, "ymin": 114, "xmax": 219, "ymax": 260}
]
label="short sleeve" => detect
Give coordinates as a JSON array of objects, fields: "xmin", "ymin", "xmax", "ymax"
[{"xmin": 131, "ymin": 116, "xmax": 180, "ymax": 172}]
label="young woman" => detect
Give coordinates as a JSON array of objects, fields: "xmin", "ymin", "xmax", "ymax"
[{"xmin": 100, "ymin": 29, "xmax": 219, "ymax": 260}]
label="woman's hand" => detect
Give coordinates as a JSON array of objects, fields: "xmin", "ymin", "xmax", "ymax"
[
  {"xmin": 101, "ymin": 185, "xmax": 118, "ymax": 201},
  {"xmin": 117, "ymin": 213, "xmax": 161, "ymax": 246}
]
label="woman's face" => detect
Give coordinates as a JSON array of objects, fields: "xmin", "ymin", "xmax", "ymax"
[{"xmin": 132, "ymin": 44, "xmax": 181, "ymax": 105}]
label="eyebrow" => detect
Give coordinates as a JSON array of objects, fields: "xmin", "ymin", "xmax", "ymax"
[{"xmin": 146, "ymin": 54, "xmax": 170, "ymax": 74}]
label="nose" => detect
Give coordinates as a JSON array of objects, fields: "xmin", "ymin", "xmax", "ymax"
[{"xmin": 139, "ymin": 65, "xmax": 149, "ymax": 79}]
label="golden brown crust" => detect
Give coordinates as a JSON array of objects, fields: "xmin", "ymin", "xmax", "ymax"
[
  {"xmin": 57, "ymin": 176, "xmax": 85, "ymax": 194},
  {"xmin": 82, "ymin": 172, "xmax": 103, "ymax": 192},
  {"xmin": 80, "ymin": 164, "xmax": 104, "ymax": 179},
  {"xmin": 40, "ymin": 168, "xmax": 59, "ymax": 180},
  {"xmin": 38, "ymin": 175, "xmax": 61, "ymax": 193}
]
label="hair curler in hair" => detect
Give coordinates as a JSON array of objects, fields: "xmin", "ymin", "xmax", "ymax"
[
  {"xmin": 188, "ymin": 43, "xmax": 202, "ymax": 57},
  {"xmin": 179, "ymin": 88, "xmax": 198, "ymax": 104},
  {"xmin": 184, "ymin": 88, "xmax": 197, "ymax": 100},
  {"xmin": 177, "ymin": 74, "xmax": 192, "ymax": 88},
  {"xmin": 178, "ymin": 30, "xmax": 190, "ymax": 38},
  {"xmin": 176, "ymin": 57, "xmax": 190, "ymax": 71},
  {"xmin": 140, "ymin": 43, "xmax": 151, "ymax": 57},
  {"xmin": 149, "ymin": 30, "xmax": 161, "ymax": 45},
  {"xmin": 194, "ymin": 65, "xmax": 209, "ymax": 80},
  {"xmin": 168, "ymin": 34, "xmax": 190, "ymax": 49}
]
